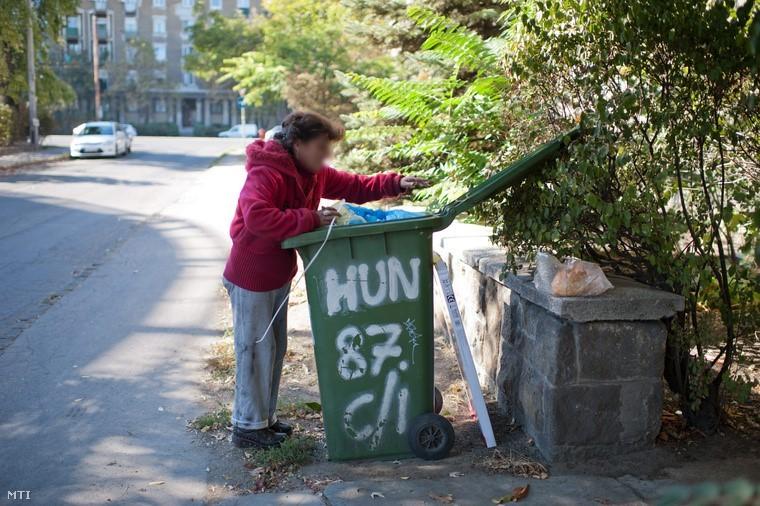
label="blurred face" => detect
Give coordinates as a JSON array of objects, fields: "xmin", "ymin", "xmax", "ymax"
[{"xmin": 292, "ymin": 134, "xmax": 333, "ymax": 174}]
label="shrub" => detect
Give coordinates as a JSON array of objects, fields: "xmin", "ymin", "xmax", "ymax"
[
  {"xmin": 0, "ymin": 104, "xmax": 14, "ymax": 147},
  {"xmin": 192, "ymin": 123, "xmax": 228, "ymax": 137},
  {"xmin": 342, "ymin": 1, "xmax": 760, "ymax": 432},
  {"xmin": 134, "ymin": 122, "xmax": 179, "ymax": 136}
]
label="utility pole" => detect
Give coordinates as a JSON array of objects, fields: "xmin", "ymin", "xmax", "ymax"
[
  {"xmin": 26, "ymin": 0, "xmax": 39, "ymax": 147},
  {"xmin": 91, "ymin": 13, "xmax": 102, "ymax": 120}
]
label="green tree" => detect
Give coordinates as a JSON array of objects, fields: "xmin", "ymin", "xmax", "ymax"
[
  {"xmin": 221, "ymin": 0, "xmax": 387, "ymax": 118},
  {"xmin": 185, "ymin": 9, "xmax": 261, "ymax": 82},
  {"xmin": 104, "ymin": 38, "xmax": 171, "ymax": 124},
  {"xmin": 0, "ymin": 0, "xmax": 78, "ymax": 138}
]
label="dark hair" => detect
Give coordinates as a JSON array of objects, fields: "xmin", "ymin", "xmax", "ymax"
[{"xmin": 273, "ymin": 111, "xmax": 345, "ymax": 152}]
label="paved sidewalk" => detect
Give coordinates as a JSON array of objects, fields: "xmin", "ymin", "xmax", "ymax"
[
  {"xmin": 0, "ymin": 145, "xmax": 68, "ymax": 170},
  {"xmin": 214, "ymin": 472, "xmax": 674, "ymax": 505}
]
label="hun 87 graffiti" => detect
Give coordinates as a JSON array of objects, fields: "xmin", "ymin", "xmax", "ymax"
[
  {"xmin": 336, "ymin": 322, "xmax": 412, "ymax": 449},
  {"xmin": 324, "ymin": 257, "xmax": 421, "ymax": 316},
  {"xmin": 323, "ymin": 256, "xmax": 422, "ymax": 448}
]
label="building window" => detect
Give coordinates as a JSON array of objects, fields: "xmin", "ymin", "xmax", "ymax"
[
  {"xmin": 127, "ymin": 70, "xmax": 137, "ymax": 84},
  {"xmin": 153, "ymin": 98, "xmax": 167, "ymax": 113},
  {"xmin": 125, "ymin": 45, "xmax": 137, "ymax": 63},
  {"xmin": 182, "ymin": 0, "xmax": 194, "ymax": 7},
  {"xmin": 153, "ymin": 42, "xmax": 166, "ymax": 62},
  {"xmin": 209, "ymin": 0, "xmax": 222, "ymax": 10},
  {"xmin": 153, "ymin": 0, "xmax": 166, "ymax": 8},
  {"xmin": 237, "ymin": 0, "xmax": 249, "ymax": 7},
  {"xmin": 153, "ymin": 15, "xmax": 166, "ymax": 36},
  {"xmin": 67, "ymin": 43, "xmax": 82, "ymax": 54},
  {"xmin": 124, "ymin": 0, "xmax": 138, "ymax": 13},
  {"xmin": 182, "ymin": 72, "xmax": 196, "ymax": 85},
  {"xmin": 124, "ymin": 16, "xmax": 137, "ymax": 36},
  {"xmin": 181, "ymin": 18, "xmax": 193, "ymax": 38},
  {"xmin": 95, "ymin": 17, "xmax": 110, "ymax": 40},
  {"xmin": 98, "ymin": 43, "xmax": 111, "ymax": 62},
  {"xmin": 210, "ymin": 101, "xmax": 223, "ymax": 114},
  {"xmin": 127, "ymin": 98, "xmax": 138, "ymax": 112}
]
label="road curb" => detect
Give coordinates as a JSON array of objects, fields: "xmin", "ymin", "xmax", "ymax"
[{"xmin": 0, "ymin": 151, "xmax": 69, "ymax": 171}]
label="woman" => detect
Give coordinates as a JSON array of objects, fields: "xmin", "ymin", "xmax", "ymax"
[{"xmin": 222, "ymin": 111, "xmax": 428, "ymax": 448}]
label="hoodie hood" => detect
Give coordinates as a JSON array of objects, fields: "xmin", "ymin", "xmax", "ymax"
[{"xmin": 245, "ymin": 139, "xmax": 300, "ymax": 178}]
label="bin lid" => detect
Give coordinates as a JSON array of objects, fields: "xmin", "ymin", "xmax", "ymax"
[{"xmin": 282, "ymin": 128, "xmax": 579, "ymax": 250}]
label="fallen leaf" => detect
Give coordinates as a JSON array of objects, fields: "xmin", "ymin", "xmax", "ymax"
[
  {"xmin": 370, "ymin": 492, "xmax": 385, "ymax": 499},
  {"xmin": 448, "ymin": 471, "xmax": 464, "ymax": 478},
  {"xmin": 304, "ymin": 402, "xmax": 322, "ymax": 413},
  {"xmin": 148, "ymin": 481, "xmax": 165, "ymax": 486},
  {"xmin": 429, "ymin": 493, "xmax": 454, "ymax": 503},
  {"xmin": 492, "ymin": 484, "xmax": 529, "ymax": 503}
]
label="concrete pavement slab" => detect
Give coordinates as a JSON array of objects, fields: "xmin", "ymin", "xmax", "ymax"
[
  {"xmin": 215, "ymin": 492, "xmax": 325, "ymax": 505},
  {"xmin": 323, "ymin": 475, "xmax": 648, "ymax": 506}
]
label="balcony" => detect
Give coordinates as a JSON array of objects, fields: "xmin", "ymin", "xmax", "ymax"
[{"xmin": 65, "ymin": 27, "xmax": 79, "ymax": 42}]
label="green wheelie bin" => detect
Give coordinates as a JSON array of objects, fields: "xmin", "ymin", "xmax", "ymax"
[{"xmin": 281, "ymin": 130, "xmax": 578, "ymax": 461}]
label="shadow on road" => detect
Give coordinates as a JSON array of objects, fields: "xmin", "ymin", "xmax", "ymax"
[
  {"xmin": 0, "ymin": 173, "xmax": 160, "ymax": 186},
  {"xmin": 0, "ymin": 194, "xmax": 229, "ymax": 505}
]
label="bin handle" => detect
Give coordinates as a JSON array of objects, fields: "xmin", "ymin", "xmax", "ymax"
[{"xmin": 436, "ymin": 128, "xmax": 581, "ymax": 227}]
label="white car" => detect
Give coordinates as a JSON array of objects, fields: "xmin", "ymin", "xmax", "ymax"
[
  {"xmin": 218, "ymin": 124, "xmax": 258, "ymax": 138},
  {"xmin": 70, "ymin": 122, "xmax": 129, "ymax": 158},
  {"xmin": 121, "ymin": 123, "xmax": 137, "ymax": 151}
]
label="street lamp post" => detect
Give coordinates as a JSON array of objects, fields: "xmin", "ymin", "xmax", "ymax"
[
  {"xmin": 238, "ymin": 89, "xmax": 246, "ymax": 137},
  {"xmin": 26, "ymin": 0, "xmax": 39, "ymax": 147}
]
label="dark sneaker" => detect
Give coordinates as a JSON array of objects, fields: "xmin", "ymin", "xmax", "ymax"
[
  {"xmin": 232, "ymin": 427, "xmax": 286, "ymax": 449},
  {"xmin": 270, "ymin": 420, "xmax": 293, "ymax": 436}
]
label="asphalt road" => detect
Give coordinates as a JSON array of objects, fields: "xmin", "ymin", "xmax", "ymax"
[{"xmin": 0, "ymin": 136, "xmax": 248, "ymax": 505}]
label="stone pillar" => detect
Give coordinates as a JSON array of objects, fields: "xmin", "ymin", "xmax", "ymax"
[
  {"xmin": 175, "ymin": 98, "xmax": 181, "ymax": 128},
  {"xmin": 203, "ymin": 97, "xmax": 211, "ymax": 126},
  {"xmin": 194, "ymin": 98, "xmax": 202, "ymax": 124},
  {"xmin": 500, "ymin": 274, "xmax": 684, "ymax": 462}
]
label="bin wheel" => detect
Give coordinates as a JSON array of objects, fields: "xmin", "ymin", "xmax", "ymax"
[
  {"xmin": 407, "ymin": 413, "xmax": 455, "ymax": 461},
  {"xmin": 434, "ymin": 386, "xmax": 443, "ymax": 414}
]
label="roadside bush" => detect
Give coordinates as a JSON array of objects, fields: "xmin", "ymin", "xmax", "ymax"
[
  {"xmin": 343, "ymin": 1, "xmax": 760, "ymax": 432},
  {"xmin": 134, "ymin": 122, "xmax": 179, "ymax": 136},
  {"xmin": 192, "ymin": 123, "xmax": 228, "ymax": 137},
  {"xmin": 0, "ymin": 104, "xmax": 14, "ymax": 147},
  {"xmin": 497, "ymin": 0, "xmax": 760, "ymax": 432}
]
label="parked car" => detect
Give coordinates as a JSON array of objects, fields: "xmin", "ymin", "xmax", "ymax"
[
  {"xmin": 264, "ymin": 125, "xmax": 282, "ymax": 140},
  {"xmin": 121, "ymin": 123, "xmax": 137, "ymax": 151},
  {"xmin": 218, "ymin": 124, "xmax": 259, "ymax": 138},
  {"xmin": 70, "ymin": 122, "xmax": 129, "ymax": 158}
]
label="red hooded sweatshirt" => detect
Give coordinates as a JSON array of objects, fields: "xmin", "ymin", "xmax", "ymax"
[{"xmin": 223, "ymin": 139, "xmax": 404, "ymax": 292}]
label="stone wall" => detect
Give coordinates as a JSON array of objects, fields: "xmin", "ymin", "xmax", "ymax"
[{"xmin": 432, "ymin": 223, "xmax": 684, "ymax": 462}]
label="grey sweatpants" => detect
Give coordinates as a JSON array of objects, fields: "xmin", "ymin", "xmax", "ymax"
[{"xmin": 223, "ymin": 277, "xmax": 291, "ymax": 430}]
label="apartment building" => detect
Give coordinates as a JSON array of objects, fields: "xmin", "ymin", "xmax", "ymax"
[{"xmin": 58, "ymin": 0, "xmax": 259, "ymax": 134}]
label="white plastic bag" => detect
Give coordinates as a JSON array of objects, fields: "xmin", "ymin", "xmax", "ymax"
[
  {"xmin": 533, "ymin": 252, "xmax": 562, "ymax": 294},
  {"xmin": 533, "ymin": 253, "xmax": 613, "ymax": 297}
]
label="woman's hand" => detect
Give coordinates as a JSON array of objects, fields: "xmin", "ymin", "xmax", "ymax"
[
  {"xmin": 399, "ymin": 176, "xmax": 431, "ymax": 192},
  {"xmin": 317, "ymin": 206, "xmax": 340, "ymax": 226}
]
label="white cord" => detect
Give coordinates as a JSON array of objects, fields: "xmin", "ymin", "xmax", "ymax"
[{"xmin": 254, "ymin": 217, "xmax": 337, "ymax": 344}]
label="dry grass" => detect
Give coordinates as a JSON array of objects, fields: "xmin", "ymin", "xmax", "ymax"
[
  {"xmin": 476, "ymin": 449, "xmax": 549, "ymax": 480},
  {"xmin": 207, "ymin": 327, "xmax": 235, "ymax": 381}
]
